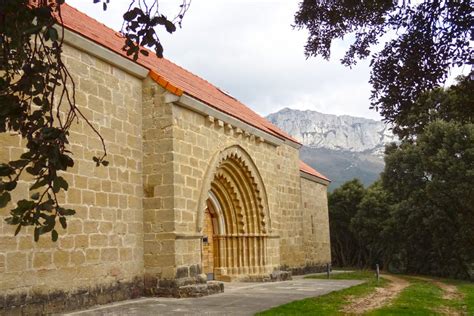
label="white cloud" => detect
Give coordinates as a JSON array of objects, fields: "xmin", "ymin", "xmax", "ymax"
[{"xmin": 66, "ymin": 0, "xmax": 382, "ymax": 120}]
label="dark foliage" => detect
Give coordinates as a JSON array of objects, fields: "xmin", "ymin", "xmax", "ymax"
[
  {"xmin": 294, "ymin": 0, "xmax": 472, "ymax": 139},
  {"xmin": 0, "ymin": 0, "xmax": 188, "ymax": 241},
  {"xmin": 396, "ymin": 76, "xmax": 474, "ymax": 139},
  {"xmin": 382, "ymin": 120, "xmax": 474, "ymax": 279},
  {"xmin": 328, "ymin": 78, "xmax": 474, "ymax": 280},
  {"xmin": 0, "ymin": 0, "xmax": 105, "ymax": 241},
  {"xmin": 350, "ymin": 181, "xmax": 395, "ymax": 269},
  {"xmin": 328, "ymin": 179, "xmax": 365, "ymax": 267},
  {"xmin": 120, "ymin": 0, "xmax": 190, "ymax": 60}
]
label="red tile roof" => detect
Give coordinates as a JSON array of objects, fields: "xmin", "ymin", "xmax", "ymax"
[
  {"xmin": 60, "ymin": 4, "xmax": 328, "ymax": 180},
  {"xmin": 299, "ymin": 160, "xmax": 330, "ymax": 182},
  {"xmin": 60, "ymin": 4, "xmax": 298, "ymax": 144}
]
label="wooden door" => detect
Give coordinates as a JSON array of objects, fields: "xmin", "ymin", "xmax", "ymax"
[{"xmin": 202, "ymin": 208, "xmax": 215, "ymax": 280}]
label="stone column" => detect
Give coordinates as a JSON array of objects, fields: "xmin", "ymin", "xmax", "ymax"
[{"xmin": 142, "ymin": 79, "xmax": 178, "ymax": 292}]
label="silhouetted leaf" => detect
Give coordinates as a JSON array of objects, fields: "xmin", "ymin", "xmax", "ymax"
[
  {"xmin": 14, "ymin": 224, "xmax": 22, "ymax": 236},
  {"xmin": 34, "ymin": 227, "xmax": 40, "ymax": 242},
  {"xmin": 164, "ymin": 20, "xmax": 176, "ymax": 33},
  {"xmin": 59, "ymin": 216, "xmax": 67, "ymax": 229},
  {"xmin": 48, "ymin": 27, "xmax": 58, "ymax": 41},
  {"xmin": 58, "ymin": 208, "xmax": 75, "ymax": 216},
  {"xmin": 53, "ymin": 176, "xmax": 68, "ymax": 193},
  {"xmin": 9, "ymin": 159, "xmax": 28, "ymax": 168},
  {"xmin": 123, "ymin": 8, "xmax": 140, "ymax": 21},
  {"xmin": 0, "ymin": 192, "xmax": 11, "ymax": 208},
  {"xmin": 31, "ymin": 192, "xmax": 40, "ymax": 200},
  {"xmin": 51, "ymin": 229, "xmax": 58, "ymax": 242},
  {"xmin": 4, "ymin": 181, "xmax": 17, "ymax": 191},
  {"xmin": 30, "ymin": 179, "xmax": 48, "ymax": 191},
  {"xmin": 0, "ymin": 164, "xmax": 13, "ymax": 176}
]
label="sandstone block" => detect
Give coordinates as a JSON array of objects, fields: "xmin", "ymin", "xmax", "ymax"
[
  {"xmin": 53, "ymin": 250, "xmax": 70, "ymax": 268},
  {"xmin": 101, "ymin": 248, "xmax": 119, "ymax": 261},
  {"xmin": 33, "ymin": 252, "xmax": 52, "ymax": 269}
]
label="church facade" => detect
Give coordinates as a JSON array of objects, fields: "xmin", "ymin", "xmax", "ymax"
[{"xmin": 0, "ymin": 5, "xmax": 331, "ymax": 313}]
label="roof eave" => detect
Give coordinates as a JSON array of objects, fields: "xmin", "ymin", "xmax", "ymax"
[
  {"xmin": 300, "ymin": 170, "xmax": 331, "ymax": 186},
  {"xmin": 171, "ymin": 92, "xmax": 301, "ymax": 149},
  {"xmin": 60, "ymin": 26, "xmax": 149, "ymax": 79}
]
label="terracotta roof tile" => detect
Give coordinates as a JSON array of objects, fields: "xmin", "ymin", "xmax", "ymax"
[
  {"xmin": 60, "ymin": 4, "xmax": 299, "ymax": 145},
  {"xmin": 299, "ymin": 160, "xmax": 330, "ymax": 182}
]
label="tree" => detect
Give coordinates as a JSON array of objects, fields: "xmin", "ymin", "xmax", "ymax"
[
  {"xmin": 328, "ymin": 180, "xmax": 396, "ymax": 270},
  {"xmin": 381, "ymin": 78, "xmax": 474, "ymax": 277},
  {"xmin": 382, "ymin": 120, "xmax": 474, "ymax": 279},
  {"xmin": 396, "ymin": 76, "xmax": 474, "ymax": 139},
  {"xmin": 0, "ymin": 0, "xmax": 189, "ymax": 241},
  {"xmin": 328, "ymin": 179, "xmax": 365, "ymax": 267},
  {"xmin": 294, "ymin": 1, "xmax": 472, "ymax": 138},
  {"xmin": 328, "ymin": 77, "xmax": 473, "ymax": 279},
  {"xmin": 350, "ymin": 181, "xmax": 394, "ymax": 269}
]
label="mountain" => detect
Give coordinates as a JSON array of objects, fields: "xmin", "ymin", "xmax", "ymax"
[{"xmin": 267, "ymin": 108, "xmax": 397, "ymax": 190}]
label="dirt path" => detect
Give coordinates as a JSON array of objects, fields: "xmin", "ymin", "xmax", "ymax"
[
  {"xmin": 341, "ymin": 274, "xmax": 410, "ymax": 314},
  {"xmin": 386, "ymin": 275, "xmax": 467, "ymax": 315},
  {"xmin": 413, "ymin": 276, "xmax": 465, "ymax": 315},
  {"xmin": 433, "ymin": 280, "xmax": 465, "ymax": 315},
  {"xmin": 433, "ymin": 280, "xmax": 463, "ymax": 301},
  {"xmin": 413, "ymin": 276, "xmax": 463, "ymax": 301}
]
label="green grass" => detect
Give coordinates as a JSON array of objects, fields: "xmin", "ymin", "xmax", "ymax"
[
  {"xmin": 306, "ymin": 270, "xmax": 380, "ymax": 281},
  {"xmin": 450, "ymin": 279, "xmax": 474, "ymax": 315},
  {"xmin": 367, "ymin": 277, "xmax": 464, "ymax": 315},
  {"xmin": 257, "ymin": 271, "xmax": 388, "ymax": 316},
  {"xmin": 257, "ymin": 271, "xmax": 474, "ymax": 316}
]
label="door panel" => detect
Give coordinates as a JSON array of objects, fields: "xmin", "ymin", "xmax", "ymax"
[{"xmin": 202, "ymin": 208, "xmax": 215, "ymax": 280}]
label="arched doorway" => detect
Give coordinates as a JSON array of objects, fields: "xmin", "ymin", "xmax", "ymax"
[
  {"xmin": 198, "ymin": 146, "xmax": 271, "ymax": 281},
  {"xmin": 202, "ymin": 199, "xmax": 218, "ymax": 280}
]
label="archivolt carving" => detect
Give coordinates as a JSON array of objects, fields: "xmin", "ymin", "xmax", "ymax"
[
  {"xmin": 196, "ymin": 145, "xmax": 271, "ymax": 235},
  {"xmin": 198, "ymin": 145, "xmax": 272, "ymax": 277}
]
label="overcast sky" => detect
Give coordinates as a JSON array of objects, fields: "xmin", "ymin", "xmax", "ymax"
[{"xmin": 67, "ymin": 0, "xmax": 382, "ymax": 120}]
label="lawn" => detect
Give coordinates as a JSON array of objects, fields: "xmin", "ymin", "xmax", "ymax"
[
  {"xmin": 257, "ymin": 271, "xmax": 474, "ymax": 316},
  {"xmin": 367, "ymin": 277, "xmax": 464, "ymax": 315},
  {"xmin": 256, "ymin": 271, "xmax": 388, "ymax": 315},
  {"xmin": 453, "ymin": 280, "xmax": 474, "ymax": 314}
]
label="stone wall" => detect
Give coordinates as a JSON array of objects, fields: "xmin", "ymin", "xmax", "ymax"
[
  {"xmin": 0, "ymin": 43, "xmax": 144, "ymax": 312},
  {"xmin": 275, "ymin": 145, "xmax": 306, "ymax": 269},
  {"xmin": 168, "ymin": 102, "xmax": 293, "ymax": 277},
  {"xmin": 141, "ymin": 78, "xmax": 181, "ymax": 290},
  {"xmin": 144, "ymin": 93, "xmax": 330, "ymax": 283},
  {"xmin": 0, "ymin": 36, "xmax": 332, "ymax": 312},
  {"xmin": 300, "ymin": 177, "xmax": 331, "ymax": 269}
]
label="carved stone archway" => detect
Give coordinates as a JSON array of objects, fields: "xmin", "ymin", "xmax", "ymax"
[{"xmin": 197, "ymin": 145, "xmax": 271, "ymax": 280}]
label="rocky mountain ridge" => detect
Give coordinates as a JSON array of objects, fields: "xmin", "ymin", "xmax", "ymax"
[
  {"xmin": 266, "ymin": 108, "xmax": 397, "ymax": 190},
  {"xmin": 267, "ymin": 108, "xmax": 397, "ymax": 157}
]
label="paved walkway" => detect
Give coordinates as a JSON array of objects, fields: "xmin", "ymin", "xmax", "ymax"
[{"xmin": 66, "ymin": 276, "xmax": 362, "ymax": 315}]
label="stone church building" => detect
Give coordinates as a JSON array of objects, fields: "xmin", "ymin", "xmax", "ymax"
[{"xmin": 0, "ymin": 4, "xmax": 331, "ymax": 313}]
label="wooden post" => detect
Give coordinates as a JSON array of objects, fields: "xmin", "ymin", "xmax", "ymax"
[
  {"xmin": 326, "ymin": 263, "xmax": 330, "ymax": 279},
  {"xmin": 376, "ymin": 263, "xmax": 380, "ymax": 282}
]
